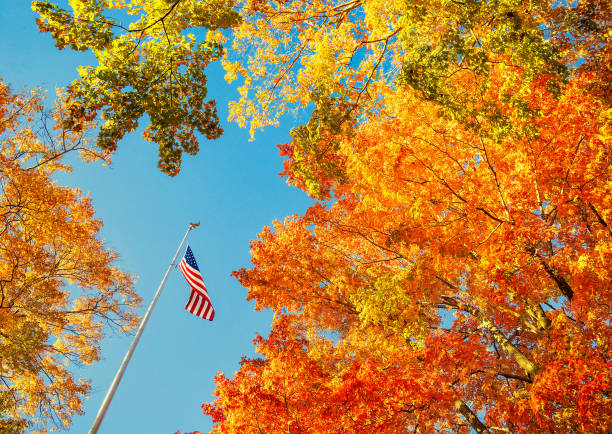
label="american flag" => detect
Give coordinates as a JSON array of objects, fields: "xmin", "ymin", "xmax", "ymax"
[{"xmin": 179, "ymin": 246, "xmax": 214, "ymax": 321}]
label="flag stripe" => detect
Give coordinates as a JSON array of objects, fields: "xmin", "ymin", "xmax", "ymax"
[
  {"xmin": 186, "ymin": 291, "xmax": 197, "ymax": 312},
  {"xmin": 202, "ymin": 302, "xmax": 214, "ymax": 320},
  {"xmin": 193, "ymin": 296, "xmax": 202, "ymax": 316},
  {"xmin": 206, "ymin": 305, "xmax": 214, "ymax": 320},
  {"xmin": 196, "ymin": 299, "xmax": 207, "ymax": 317}
]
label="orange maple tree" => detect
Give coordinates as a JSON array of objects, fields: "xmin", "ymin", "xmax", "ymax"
[
  {"xmin": 0, "ymin": 81, "xmax": 141, "ymax": 432},
  {"xmin": 204, "ymin": 80, "xmax": 609, "ymax": 432},
  {"xmin": 193, "ymin": 0, "xmax": 611, "ymax": 431}
]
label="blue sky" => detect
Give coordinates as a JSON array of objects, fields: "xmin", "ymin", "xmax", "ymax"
[{"xmin": 1, "ymin": 4, "xmax": 312, "ymax": 433}]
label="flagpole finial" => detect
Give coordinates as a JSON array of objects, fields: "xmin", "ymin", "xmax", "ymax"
[{"xmin": 189, "ymin": 221, "xmax": 200, "ymax": 229}]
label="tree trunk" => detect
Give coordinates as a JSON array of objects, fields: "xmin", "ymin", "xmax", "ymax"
[
  {"xmin": 477, "ymin": 315, "xmax": 540, "ymax": 377},
  {"xmin": 455, "ymin": 400, "xmax": 490, "ymax": 433},
  {"xmin": 441, "ymin": 296, "xmax": 540, "ymax": 377}
]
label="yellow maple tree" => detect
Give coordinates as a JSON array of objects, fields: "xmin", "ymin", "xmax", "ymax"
[{"xmin": 0, "ymin": 81, "xmax": 141, "ymax": 432}]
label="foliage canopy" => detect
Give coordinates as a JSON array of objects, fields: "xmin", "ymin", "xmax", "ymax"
[
  {"xmin": 196, "ymin": 0, "xmax": 611, "ymax": 432},
  {"xmin": 33, "ymin": 0, "xmax": 241, "ymax": 175},
  {"xmin": 0, "ymin": 81, "xmax": 141, "ymax": 432},
  {"xmin": 20, "ymin": 0, "xmax": 611, "ymax": 431}
]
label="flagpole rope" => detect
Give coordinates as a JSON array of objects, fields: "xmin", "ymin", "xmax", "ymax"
[{"xmin": 89, "ymin": 222, "xmax": 200, "ymax": 434}]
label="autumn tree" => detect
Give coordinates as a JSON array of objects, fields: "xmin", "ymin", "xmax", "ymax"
[
  {"xmin": 196, "ymin": 0, "xmax": 610, "ymax": 432},
  {"xmin": 0, "ymin": 81, "xmax": 141, "ymax": 432},
  {"xmin": 203, "ymin": 77, "xmax": 610, "ymax": 432},
  {"xmin": 32, "ymin": 0, "xmax": 241, "ymax": 175}
]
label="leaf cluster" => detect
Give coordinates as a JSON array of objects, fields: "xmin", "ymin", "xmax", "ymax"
[{"xmin": 32, "ymin": 0, "xmax": 241, "ymax": 175}]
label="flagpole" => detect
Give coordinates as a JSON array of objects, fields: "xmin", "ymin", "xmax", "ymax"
[{"xmin": 89, "ymin": 222, "xmax": 200, "ymax": 434}]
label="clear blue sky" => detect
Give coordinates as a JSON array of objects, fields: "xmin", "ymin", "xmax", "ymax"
[{"xmin": 1, "ymin": 5, "xmax": 312, "ymax": 433}]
